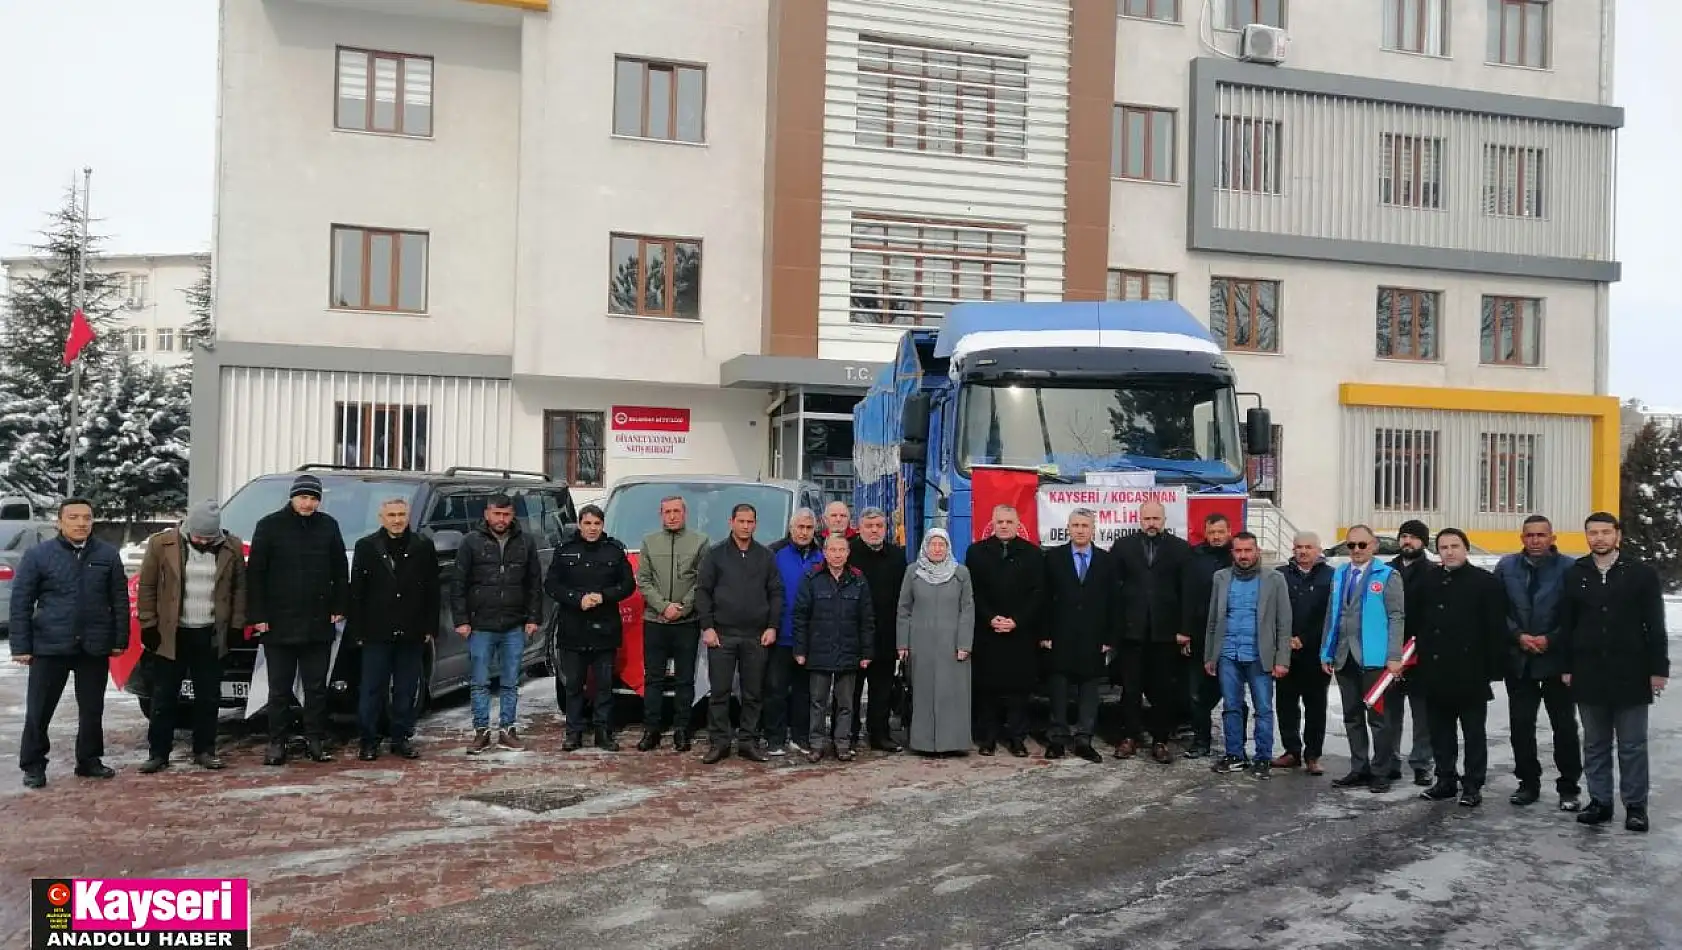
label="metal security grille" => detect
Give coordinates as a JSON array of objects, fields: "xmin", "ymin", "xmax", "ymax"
[
  {"xmin": 1208, "ymin": 83, "xmax": 1615, "ymax": 262},
  {"xmin": 1340, "ymin": 406, "xmax": 1592, "ymax": 534},
  {"xmin": 854, "ymin": 35, "xmax": 1029, "ymax": 160},
  {"xmin": 218, "ymin": 367, "xmax": 512, "ymax": 498},
  {"xmin": 848, "ymin": 214, "xmax": 1026, "ymax": 326}
]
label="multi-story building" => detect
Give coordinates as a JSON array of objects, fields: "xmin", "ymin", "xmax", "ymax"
[
  {"xmin": 198, "ymin": 0, "xmax": 1621, "ymax": 552},
  {"xmin": 1, "ymin": 252, "xmax": 206, "ymax": 369}
]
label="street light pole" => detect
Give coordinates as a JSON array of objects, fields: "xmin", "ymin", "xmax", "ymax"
[{"xmin": 66, "ymin": 166, "xmax": 91, "ymax": 498}]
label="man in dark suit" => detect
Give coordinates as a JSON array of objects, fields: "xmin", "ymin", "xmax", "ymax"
[
  {"xmin": 1040, "ymin": 509, "xmax": 1121, "ymax": 763},
  {"xmin": 1109, "ymin": 500, "xmax": 1189, "ymax": 764},
  {"xmin": 966, "ymin": 504, "xmax": 1044, "ymax": 757}
]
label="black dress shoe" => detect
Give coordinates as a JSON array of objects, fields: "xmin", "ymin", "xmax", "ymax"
[
  {"xmin": 75, "ymin": 761, "xmax": 116, "ymax": 779},
  {"xmin": 1578, "ymin": 800, "xmax": 1615, "ymax": 825},
  {"xmin": 1006, "ymin": 739, "xmax": 1029, "ymax": 758},
  {"xmin": 391, "ymin": 741, "xmax": 420, "ymax": 760},
  {"xmin": 1458, "ymin": 786, "xmax": 1483, "ymax": 807},
  {"xmin": 139, "ymin": 757, "xmax": 171, "ymax": 774},
  {"xmin": 1333, "ymin": 771, "xmax": 1371, "ymax": 788},
  {"xmin": 870, "ymin": 736, "xmax": 903, "ymax": 754},
  {"xmin": 701, "ymin": 743, "xmax": 730, "ymax": 764},
  {"xmin": 194, "ymin": 753, "xmax": 227, "ymax": 770},
  {"xmin": 562, "ymin": 733, "xmax": 584, "ymax": 752},
  {"xmin": 1183, "ymin": 742, "xmax": 1210, "ymax": 760},
  {"xmin": 1074, "ymin": 743, "xmax": 1103, "ymax": 764},
  {"xmin": 1413, "ymin": 768, "xmax": 1433, "ymax": 787},
  {"xmin": 304, "ymin": 740, "xmax": 334, "ymax": 763},
  {"xmin": 738, "ymin": 742, "xmax": 769, "ymax": 763},
  {"xmin": 1369, "ymin": 779, "xmax": 1393, "ymax": 794},
  {"xmin": 1510, "ymin": 784, "xmax": 1540, "ymax": 806},
  {"xmin": 1044, "ymin": 743, "xmax": 1066, "ymax": 759},
  {"xmin": 673, "ymin": 730, "xmax": 693, "ymax": 752},
  {"xmin": 977, "ymin": 742, "xmax": 996, "ymax": 756},
  {"xmin": 1626, "ymin": 806, "xmax": 1650, "ymax": 833},
  {"xmin": 637, "ymin": 731, "xmax": 662, "ymax": 752},
  {"xmin": 1421, "ymin": 781, "xmax": 1458, "ymax": 802},
  {"xmin": 358, "ymin": 745, "xmax": 379, "ymax": 762},
  {"xmin": 263, "ymin": 742, "xmax": 288, "ymax": 767},
  {"xmin": 596, "ymin": 729, "xmax": 621, "ymax": 753},
  {"xmin": 22, "ymin": 769, "xmax": 46, "ymax": 789}
]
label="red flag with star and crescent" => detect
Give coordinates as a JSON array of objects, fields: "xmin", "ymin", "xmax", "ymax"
[{"xmin": 63, "ymin": 308, "xmax": 95, "ymax": 364}]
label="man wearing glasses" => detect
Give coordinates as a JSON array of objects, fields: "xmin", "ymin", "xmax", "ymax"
[{"xmin": 1321, "ymin": 524, "xmax": 1407, "ymax": 792}]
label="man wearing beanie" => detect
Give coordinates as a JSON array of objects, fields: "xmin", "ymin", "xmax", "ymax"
[
  {"xmin": 136, "ymin": 500, "xmax": 247, "ymax": 773},
  {"xmin": 247, "ymin": 473, "xmax": 349, "ymax": 766},
  {"xmin": 1385, "ymin": 518, "xmax": 1436, "ymax": 787}
]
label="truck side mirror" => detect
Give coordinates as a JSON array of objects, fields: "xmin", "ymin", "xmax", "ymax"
[
  {"xmin": 1245, "ymin": 408, "xmax": 1273, "ymax": 456},
  {"xmin": 900, "ymin": 393, "xmax": 930, "ymax": 464},
  {"xmin": 431, "ymin": 529, "xmax": 465, "ymax": 559}
]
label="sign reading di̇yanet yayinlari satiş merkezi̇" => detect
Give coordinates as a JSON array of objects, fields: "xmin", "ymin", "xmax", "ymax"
[
  {"xmin": 608, "ymin": 405, "xmax": 691, "ymax": 460},
  {"xmin": 31, "ymin": 878, "xmax": 250, "ymax": 948}
]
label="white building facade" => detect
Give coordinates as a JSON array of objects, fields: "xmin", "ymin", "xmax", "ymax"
[
  {"xmin": 2, "ymin": 252, "xmax": 205, "ymax": 369},
  {"xmin": 200, "ymin": 0, "xmax": 1621, "ymax": 553}
]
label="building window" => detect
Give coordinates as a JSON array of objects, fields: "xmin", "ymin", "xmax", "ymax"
[
  {"xmin": 331, "ymin": 226, "xmax": 428, "ymax": 313},
  {"xmin": 1479, "ymin": 432, "xmax": 1537, "ymax": 514},
  {"xmin": 1112, "ymin": 106, "xmax": 1176, "ymax": 182},
  {"xmin": 1108, "ymin": 269, "xmax": 1175, "ymax": 301},
  {"xmin": 1374, "ymin": 428, "xmax": 1439, "ymax": 511},
  {"xmin": 848, "ymin": 214, "xmax": 1026, "ymax": 326},
  {"xmin": 127, "ymin": 276, "xmax": 148, "ymax": 309},
  {"xmin": 1483, "ymin": 145, "xmax": 1545, "ymax": 218},
  {"xmin": 335, "ymin": 48, "xmax": 433, "ymax": 137},
  {"xmin": 608, "ymin": 234, "xmax": 702, "ymax": 319},
  {"xmin": 1487, "ymin": 0, "xmax": 1548, "ymax": 68},
  {"xmin": 855, "ymin": 36, "xmax": 1029, "ymax": 161},
  {"xmin": 544, "ymin": 410, "xmax": 605, "ymax": 488},
  {"xmin": 124, "ymin": 327, "xmax": 148, "ymax": 352},
  {"xmin": 334, "ymin": 402, "xmax": 429, "ymax": 470},
  {"xmin": 612, "ymin": 57, "xmax": 705, "ymax": 143},
  {"xmin": 1384, "ymin": 0, "xmax": 1449, "ymax": 55},
  {"xmin": 1214, "ymin": 0, "xmax": 1285, "ymax": 29},
  {"xmin": 155, "ymin": 328, "xmax": 176, "ymax": 353},
  {"xmin": 1208, "ymin": 277, "xmax": 1280, "ymax": 352},
  {"xmin": 1375, "ymin": 288, "xmax": 1440, "ymax": 361},
  {"xmin": 1380, "ymin": 135, "xmax": 1443, "ymax": 210},
  {"xmin": 1480, "ymin": 295, "xmax": 1542, "ymax": 366},
  {"xmin": 1215, "ymin": 117, "xmax": 1281, "ymax": 194},
  {"xmin": 1121, "ymin": 0, "xmax": 1179, "ymax": 23}
]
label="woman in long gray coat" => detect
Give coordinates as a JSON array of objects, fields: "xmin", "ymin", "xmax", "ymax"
[{"xmin": 896, "ymin": 529, "xmax": 976, "ymax": 754}]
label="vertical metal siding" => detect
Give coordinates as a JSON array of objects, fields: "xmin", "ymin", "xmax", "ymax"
[
  {"xmin": 1210, "ymin": 84, "xmax": 1615, "ymax": 262},
  {"xmin": 1339, "ymin": 406, "xmax": 1593, "ymax": 534},
  {"xmin": 217, "ymin": 366, "xmax": 513, "ymax": 498}
]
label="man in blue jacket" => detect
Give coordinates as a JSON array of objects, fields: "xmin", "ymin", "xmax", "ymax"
[
  {"xmin": 1494, "ymin": 514, "xmax": 1582, "ymax": 810},
  {"xmin": 764, "ymin": 509, "xmax": 823, "ymax": 756},
  {"xmin": 11, "ymin": 498, "xmax": 130, "ymax": 789},
  {"xmin": 1321, "ymin": 524, "xmax": 1407, "ymax": 793}
]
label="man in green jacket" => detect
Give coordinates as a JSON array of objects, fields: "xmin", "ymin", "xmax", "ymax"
[{"xmin": 634, "ymin": 495, "xmax": 709, "ymax": 751}]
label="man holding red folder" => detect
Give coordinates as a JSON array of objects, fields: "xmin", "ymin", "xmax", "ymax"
[{"xmin": 1321, "ymin": 525, "xmax": 1406, "ymax": 792}]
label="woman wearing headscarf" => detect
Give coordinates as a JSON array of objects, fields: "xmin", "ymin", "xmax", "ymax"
[{"xmin": 896, "ymin": 529, "xmax": 976, "ymax": 754}]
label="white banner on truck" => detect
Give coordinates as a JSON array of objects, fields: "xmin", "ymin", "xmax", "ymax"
[{"xmin": 1036, "ymin": 485, "xmax": 1188, "ymax": 547}]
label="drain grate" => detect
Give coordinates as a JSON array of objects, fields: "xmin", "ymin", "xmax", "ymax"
[{"xmin": 465, "ymin": 785, "xmax": 591, "ymax": 813}]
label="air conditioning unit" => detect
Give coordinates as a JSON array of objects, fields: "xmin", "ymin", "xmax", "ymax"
[{"xmin": 1240, "ymin": 24, "xmax": 1289, "ymax": 65}]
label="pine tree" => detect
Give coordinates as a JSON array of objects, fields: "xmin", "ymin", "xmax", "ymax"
[
  {"xmin": 78, "ymin": 357, "xmax": 191, "ymax": 526},
  {"xmin": 183, "ymin": 255, "xmax": 213, "ymax": 347},
  {"xmin": 1618, "ymin": 419, "xmax": 1682, "ymax": 590},
  {"xmin": 0, "ymin": 189, "xmax": 125, "ymax": 503}
]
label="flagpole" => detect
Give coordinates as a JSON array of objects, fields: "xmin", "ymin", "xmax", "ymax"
[{"xmin": 67, "ymin": 167, "xmax": 91, "ymax": 498}]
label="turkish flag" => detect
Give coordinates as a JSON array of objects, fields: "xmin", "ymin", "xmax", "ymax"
[{"xmin": 63, "ymin": 308, "xmax": 95, "ymax": 364}]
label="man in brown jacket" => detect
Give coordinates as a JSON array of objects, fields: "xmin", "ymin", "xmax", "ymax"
[{"xmin": 135, "ymin": 501, "xmax": 247, "ymax": 772}]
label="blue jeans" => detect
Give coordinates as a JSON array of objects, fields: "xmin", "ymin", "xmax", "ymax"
[
  {"xmin": 1218, "ymin": 656, "xmax": 1274, "ymax": 760},
  {"xmin": 470, "ymin": 628, "xmax": 525, "ymax": 729}
]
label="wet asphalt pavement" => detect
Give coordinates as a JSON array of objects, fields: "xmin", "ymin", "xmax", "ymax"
[{"xmin": 287, "ymin": 621, "xmax": 1682, "ymax": 950}]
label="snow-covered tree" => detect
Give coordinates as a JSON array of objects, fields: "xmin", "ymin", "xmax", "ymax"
[
  {"xmin": 182, "ymin": 255, "xmax": 213, "ymax": 348},
  {"xmin": 1618, "ymin": 418, "xmax": 1682, "ymax": 590},
  {"xmin": 78, "ymin": 357, "xmax": 191, "ymax": 526}
]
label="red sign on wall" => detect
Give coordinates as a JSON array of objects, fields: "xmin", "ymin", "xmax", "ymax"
[{"xmin": 609, "ymin": 406, "xmax": 692, "ymax": 459}]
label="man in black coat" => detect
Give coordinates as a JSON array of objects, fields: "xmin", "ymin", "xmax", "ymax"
[
  {"xmin": 1181, "ymin": 512, "xmax": 1233, "ymax": 759},
  {"xmin": 450, "ymin": 493, "xmax": 544, "ymax": 754},
  {"xmin": 12, "ymin": 498, "xmax": 129, "ymax": 789},
  {"xmin": 1558, "ymin": 512, "xmax": 1669, "ymax": 832},
  {"xmin": 1493, "ymin": 515, "xmax": 1581, "ymax": 810},
  {"xmin": 965, "ymin": 503, "xmax": 1043, "ymax": 758},
  {"xmin": 695, "ymin": 503, "xmax": 784, "ymax": 765},
  {"xmin": 1109, "ymin": 499, "xmax": 1189, "ymax": 763},
  {"xmin": 1040, "ymin": 509, "xmax": 1120, "ymax": 763},
  {"xmin": 546, "ymin": 505, "xmax": 635, "ymax": 752},
  {"xmin": 1276, "ymin": 531, "xmax": 1333, "ymax": 774},
  {"xmin": 1413, "ymin": 529, "xmax": 1509, "ymax": 808},
  {"xmin": 347, "ymin": 496, "xmax": 439, "ymax": 761},
  {"xmin": 849, "ymin": 507, "xmax": 908, "ymax": 752},
  {"xmin": 247, "ymin": 473, "xmax": 349, "ymax": 766},
  {"xmin": 793, "ymin": 533, "xmax": 875, "ymax": 762},
  {"xmin": 1386, "ymin": 518, "xmax": 1437, "ymax": 787}
]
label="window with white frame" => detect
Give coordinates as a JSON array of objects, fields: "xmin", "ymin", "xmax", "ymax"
[
  {"xmin": 1383, "ymin": 0, "xmax": 1449, "ymax": 55},
  {"xmin": 124, "ymin": 327, "xmax": 148, "ymax": 351},
  {"xmin": 1483, "ymin": 145, "xmax": 1545, "ymax": 218},
  {"xmin": 855, "ymin": 36, "xmax": 1028, "ymax": 161},
  {"xmin": 127, "ymin": 275, "xmax": 148, "ymax": 309},
  {"xmin": 155, "ymin": 328, "xmax": 176, "ymax": 353}
]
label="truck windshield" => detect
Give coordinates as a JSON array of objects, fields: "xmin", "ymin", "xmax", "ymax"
[
  {"xmin": 958, "ymin": 381, "xmax": 1243, "ymax": 480},
  {"xmin": 605, "ymin": 482, "xmax": 795, "ymax": 550}
]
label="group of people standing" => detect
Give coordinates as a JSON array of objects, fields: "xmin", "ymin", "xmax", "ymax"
[{"xmin": 11, "ymin": 479, "xmax": 1669, "ymax": 838}]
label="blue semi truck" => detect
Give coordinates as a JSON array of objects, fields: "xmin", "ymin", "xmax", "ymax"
[{"xmin": 852, "ymin": 301, "xmax": 1274, "ymax": 560}]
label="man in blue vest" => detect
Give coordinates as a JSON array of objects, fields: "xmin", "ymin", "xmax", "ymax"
[{"xmin": 1321, "ymin": 524, "xmax": 1407, "ymax": 792}]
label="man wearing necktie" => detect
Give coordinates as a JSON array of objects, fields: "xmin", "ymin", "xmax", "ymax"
[
  {"xmin": 1320, "ymin": 525, "xmax": 1407, "ymax": 793},
  {"xmin": 1039, "ymin": 510, "xmax": 1120, "ymax": 763}
]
